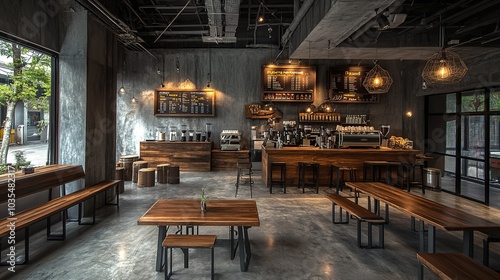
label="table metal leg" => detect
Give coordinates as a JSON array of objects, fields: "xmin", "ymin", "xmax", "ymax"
[
  {"xmin": 427, "ymin": 225, "xmax": 436, "ymax": 253},
  {"xmin": 463, "ymin": 230, "xmax": 474, "ymax": 257},
  {"xmin": 156, "ymin": 226, "xmax": 167, "ymax": 272},
  {"xmin": 237, "ymin": 226, "xmax": 252, "ymax": 272},
  {"xmin": 419, "ymin": 220, "xmax": 425, "ymax": 252}
]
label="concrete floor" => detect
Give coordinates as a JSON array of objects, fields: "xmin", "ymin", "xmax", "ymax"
[{"xmin": 2, "ymin": 170, "xmax": 500, "ymax": 280}]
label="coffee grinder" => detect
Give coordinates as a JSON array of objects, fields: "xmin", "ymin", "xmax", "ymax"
[
  {"xmin": 205, "ymin": 123, "xmax": 212, "ymax": 142},
  {"xmin": 180, "ymin": 124, "xmax": 187, "ymax": 141}
]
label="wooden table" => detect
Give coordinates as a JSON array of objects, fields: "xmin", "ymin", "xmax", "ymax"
[
  {"xmin": 345, "ymin": 182, "xmax": 500, "ymax": 257},
  {"xmin": 137, "ymin": 199, "xmax": 260, "ymax": 272},
  {"xmin": 0, "ymin": 164, "xmax": 85, "ymax": 203}
]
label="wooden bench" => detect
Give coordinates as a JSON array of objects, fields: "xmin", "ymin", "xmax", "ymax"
[
  {"xmin": 0, "ymin": 179, "xmax": 120, "ymax": 264},
  {"xmin": 325, "ymin": 193, "xmax": 385, "ymax": 248},
  {"xmin": 417, "ymin": 252, "xmax": 500, "ymax": 280},
  {"xmin": 162, "ymin": 234, "xmax": 216, "ymax": 280}
]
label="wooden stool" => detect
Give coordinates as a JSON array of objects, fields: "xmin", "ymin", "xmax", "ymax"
[
  {"xmin": 132, "ymin": 161, "xmax": 148, "ymax": 183},
  {"xmin": 298, "ymin": 162, "xmax": 320, "ymax": 193},
  {"xmin": 168, "ymin": 165, "xmax": 180, "ymax": 184},
  {"xmin": 115, "ymin": 167, "xmax": 125, "ymax": 193},
  {"xmin": 163, "ymin": 235, "xmax": 216, "ymax": 280},
  {"xmin": 268, "ymin": 162, "xmax": 286, "ymax": 194},
  {"xmin": 119, "ymin": 155, "xmax": 139, "ymax": 181},
  {"xmin": 137, "ymin": 168, "xmax": 156, "ymax": 187},
  {"xmin": 157, "ymin": 163, "xmax": 171, "ymax": 183}
]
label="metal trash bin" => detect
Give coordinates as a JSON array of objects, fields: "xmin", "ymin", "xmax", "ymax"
[
  {"xmin": 16, "ymin": 125, "xmax": 24, "ymax": 145},
  {"xmin": 423, "ymin": 167, "xmax": 441, "ymax": 190}
]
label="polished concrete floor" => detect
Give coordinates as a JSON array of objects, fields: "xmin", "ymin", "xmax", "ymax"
[{"xmin": 2, "ymin": 170, "xmax": 500, "ymax": 280}]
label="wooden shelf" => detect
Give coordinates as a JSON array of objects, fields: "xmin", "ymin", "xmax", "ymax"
[{"xmin": 298, "ymin": 112, "xmax": 341, "ymax": 123}]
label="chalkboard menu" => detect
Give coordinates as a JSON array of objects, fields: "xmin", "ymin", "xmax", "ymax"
[
  {"xmin": 154, "ymin": 89, "xmax": 215, "ymax": 117},
  {"xmin": 261, "ymin": 65, "xmax": 316, "ymax": 102},
  {"xmin": 329, "ymin": 66, "xmax": 379, "ymax": 103}
]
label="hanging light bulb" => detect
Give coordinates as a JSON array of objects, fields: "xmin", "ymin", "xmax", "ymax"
[
  {"xmin": 118, "ymin": 59, "xmax": 126, "ymax": 95},
  {"xmin": 305, "ymin": 104, "xmax": 317, "ymax": 114},
  {"xmin": 131, "ymin": 96, "xmax": 138, "ymax": 104}
]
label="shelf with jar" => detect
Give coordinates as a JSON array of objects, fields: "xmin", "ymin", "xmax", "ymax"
[
  {"xmin": 330, "ymin": 93, "xmax": 379, "ymax": 103},
  {"xmin": 262, "ymin": 92, "xmax": 313, "ymax": 102},
  {"xmin": 343, "ymin": 114, "xmax": 370, "ymax": 125},
  {"xmin": 298, "ymin": 112, "xmax": 341, "ymax": 123}
]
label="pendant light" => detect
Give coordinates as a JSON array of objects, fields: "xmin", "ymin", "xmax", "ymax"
[
  {"xmin": 304, "ymin": 41, "xmax": 315, "ymax": 113},
  {"xmin": 319, "ymin": 40, "xmax": 334, "ymax": 112},
  {"xmin": 118, "ymin": 59, "xmax": 126, "ymax": 95},
  {"xmin": 363, "ymin": 60, "xmax": 393, "ymax": 94},
  {"xmin": 421, "ymin": 23, "xmax": 468, "ymax": 85},
  {"xmin": 131, "ymin": 71, "xmax": 138, "ymax": 104}
]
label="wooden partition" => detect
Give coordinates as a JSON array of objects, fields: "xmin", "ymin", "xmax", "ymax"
[
  {"xmin": 262, "ymin": 146, "xmax": 420, "ymax": 187},
  {"xmin": 140, "ymin": 141, "xmax": 212, "ymax": 172}
]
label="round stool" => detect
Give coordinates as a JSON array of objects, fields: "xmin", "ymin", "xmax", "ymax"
[
  {"xmin": 157, "ymin": 163, "xmax": 171, "ymax": 183},
  {"xmin": 120, "ymin": 155, "xmax": 139, "ymax": 181},
  {"xmin": 167, "ymin": 165, "xmax": 180, "ymax": 184},
  {"xmin": 138, "ymin": 168, "xmax": 156, "ymax": 187},
  {"xmin": 268, "ymin": 162, "xmax": 286, "ymax": 194},
  {"xmin": 298, "ymin": 162, "xmax": 320, "ymax": 194},
  {"xmin": 132, "ymin": 161, "xmax": 149, "ymax": 183},
  {"xmin": 115, "ymin": 167, "xmax": 125, "ymax": 193}
]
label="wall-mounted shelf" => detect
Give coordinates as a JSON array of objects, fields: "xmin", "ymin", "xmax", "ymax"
[
  {"xmin": 330, "ymin": 93, "xmax": 379, "ymax": 103},
  {"xmin": 262, "ymin": 92, "xmax": 313, "ymax": 102},
  {"xmin": 299, "ymin": 112, "xmax": 341, "ymax": 123}
]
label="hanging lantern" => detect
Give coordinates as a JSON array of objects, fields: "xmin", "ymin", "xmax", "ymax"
[
  {"xmin": 305, "ymin": 104, "xmax": 317, "ymax": 114},
  {"xmin": 421, "ymin": 48, "xmax": 468, "ymax": 85},
  {"xmin": 318, "ymin": 100, "xmax": 334, "ymax": 113},
  {"xmin": 363, "ymin": 61, "xmax": 393, "ymax": 94}
]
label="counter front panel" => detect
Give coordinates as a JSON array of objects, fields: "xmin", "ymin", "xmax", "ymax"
[
  {"xmin": 262, "ymin": 146, "xmax": 420, "ymax": 187},
  {"xmin": 140, "ymin": 141, "xmax": 212, "ymax": 172}
]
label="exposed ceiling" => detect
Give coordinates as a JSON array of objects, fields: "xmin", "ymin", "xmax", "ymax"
[{"xmin": 75, "ymin": 0, "xmax": 500, "ymax": 60}]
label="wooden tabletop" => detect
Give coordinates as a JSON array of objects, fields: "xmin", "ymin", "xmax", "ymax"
[
  {"xmin": 0, "ymin": 164, "xmax": 85, "ymax": 202},
  {"xmin": 137, "ymin": 199, "xmax": 260, "ymax": 227},
  {"xmin": 345, "ymin": 182, "xmax": 500, "ymax": 232}
]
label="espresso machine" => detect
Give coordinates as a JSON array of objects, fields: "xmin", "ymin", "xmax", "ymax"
[{"xmin": 282, "ymin": 120, "xmax": 298, "ymax": 146}]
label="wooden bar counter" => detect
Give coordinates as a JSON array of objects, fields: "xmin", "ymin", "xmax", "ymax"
[
  {"xmin": 140, "ymin": 141, "xmax": 212, "ymax": 172},
  {"xmin": 262, "ymin": 146, "xmax": 420, "ymax": 187}
]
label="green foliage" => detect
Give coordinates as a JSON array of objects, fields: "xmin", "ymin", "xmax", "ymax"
[
  {"xmin": 0, "ymin": 41, "xmax": 51, "ymax": 109},
  {"xmin": 14, "ymin": 150, "xmax": 31, "ymax": 169},
  {"xmin": 201, "ymin": 187, "xmax": 208, "ymax": 202}
]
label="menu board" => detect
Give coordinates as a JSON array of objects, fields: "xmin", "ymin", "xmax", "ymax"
[
  {"xmin": 261, "ymin": 65, "xmax": 316, "ymax": 102},
  {"xmin": 329, "ymin": 66, "xmax": 368, "ymax": 95},
  {"xmin": 154, "ymin": 89, "xmax": 215, "ymax": 117}
]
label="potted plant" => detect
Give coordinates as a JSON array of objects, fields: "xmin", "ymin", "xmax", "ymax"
[
  {"xmin": 201, "ymin": 187, "xmax": 208, "ymax": 212},
  {"xmin": 14, "ymin": 150, "xmax": 31, "ymax": 170}
]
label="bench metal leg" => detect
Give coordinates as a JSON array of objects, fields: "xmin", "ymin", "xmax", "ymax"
[
  {"xmin": 379, "ymin": 224, "xmax": 385, "ymax": 249},
  {"xmin": 368, "ymin": 222, "xmax": 373, "ymax": 248},
  {"xmin": 332, "ymin": 204, "xmax": 349, "ymax": 224},
  {"xmin": 428, "ymin": 225, "xmax": 436, "ymax": 253},
  {"xmin": 230, "ymin": 226, "xmax": 238, "ymax": 260},
  {"xmin": 463, "ymin": 230, "xmax": 474, "ymax": 257},
  {"xmin": 47, "ymin": 209, "xmax": 67, "ymax": 240},
  {"xmin": 357, "ymin": 219, "xmax": 362, "ymax": 248},
  {"xmin": 0, "ymin": 227, "xmax": 30, "ymax": 266},
  {"xmin": 419, "ymin": 220, "xmax": 425, "ymax": 252},
  {"xmin": 418, "ymin": 263, "xmax": 424, "ymax": 280},
  {"xmin": 156, "ymin": 226, "xmax": 167, "ymax": 272},
  {"xmin": 104, "ymin": 183, "xmax": 120, "ymax": 210},
  {"xmin": 78, "ymin": 196, "xmax": 97, "ymax": 225},
  {"xmin": 483, "ymin": 238, "xmax": 490, "ymax": 267}
]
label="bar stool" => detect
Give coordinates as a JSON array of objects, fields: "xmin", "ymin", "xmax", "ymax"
[
  {"xmin": 386, "ymin": 161, "xmax": 402, "ymax": 187},
  {"xmin": 329, "ymin": 164, "xmax": 357, "ymax": 194},
  {"xmin": 298, "ymin": 162, "xmax": 320, "ymax": 193},
  {"xmin": 404, "ymin": 162, "xmax": 425, "ymax": 193},
  {"xmin": 268, "ymin": 162, "xmax": 286, "ymax": 194},
  {"xmin": 235, "ymin": 160, "xmax": 253, "ymax": 197},
  {"xmin": 363, "ymin": 161, "xmax": 388, "ymax": 182}
]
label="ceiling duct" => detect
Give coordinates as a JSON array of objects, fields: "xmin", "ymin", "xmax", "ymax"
[{"xmin": 203, "ymin": 0, "xmax": 240, "ymax": 43}]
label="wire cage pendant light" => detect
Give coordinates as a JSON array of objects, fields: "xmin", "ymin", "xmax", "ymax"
[
  {"xmin": 319, "ymin": 40, "xmax": 334, "ymax": 113},
  {"xmin": 119, "ymin": 59, "xmax": 126, "ymax": 95},
  {"xmin": 421, "ymin": 48, "xmax": 468, "ymax": 85},
  {"xmin": 363, "ymin": 61, "xmax": 393, "ymax": 94}
]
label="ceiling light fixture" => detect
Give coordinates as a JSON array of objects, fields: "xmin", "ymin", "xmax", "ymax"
[
  {"xmin": 421, "ymin": 48, "xmax": 468, "ymax": 85},
  {"xmin": 363, "ymin": 60, "xmax": 393, "ymax": 94},
  {"xmin": 421, "ymin": 21, "xmax": 468, "ymax": 85},
  {"xmin": 118, "ymin": 59, "xmax": 126, "ymax": 95}
]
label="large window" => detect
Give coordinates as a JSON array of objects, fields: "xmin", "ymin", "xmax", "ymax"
[
  {"xmin": 426, "ymin": 88, "xmax": 500, "ymax": 205},
  {"xmin": 0, "ymin": 37, "xmax": 55, "ymax": 168}
]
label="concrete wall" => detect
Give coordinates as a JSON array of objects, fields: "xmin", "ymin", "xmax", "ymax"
[{"xmin": 116, "ymin": 48, "xmax": 422, "ymax": 158}]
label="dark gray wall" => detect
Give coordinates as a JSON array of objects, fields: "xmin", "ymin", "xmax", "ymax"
[{"xmin": 116, "ymin": 49, "xmax": 423, "ymax": 157}]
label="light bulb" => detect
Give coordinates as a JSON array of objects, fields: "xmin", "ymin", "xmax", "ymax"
[
  {"xmin": 131, "ymin": 96, "xmax": 137, "ymax": 103},
  {"xmin": 372, "ymin": 76, "xmax": 382, "ymax": 87},
  {"xmin": 119, "ymin": 86, "xmax": 125, "ymax": 94},
  {"xmin": 437, "ymin": 65, "xmax": 450, "ymax": 79}
]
